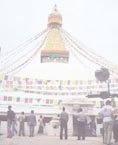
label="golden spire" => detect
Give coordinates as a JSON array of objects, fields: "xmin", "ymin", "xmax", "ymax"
[
  {"xmin": 41, "ymin": 5, "xmax": 69, "ymax": 63},
  {"xmin": 48, "ymin": 4, "xmax": 62, "ymax": 28}
]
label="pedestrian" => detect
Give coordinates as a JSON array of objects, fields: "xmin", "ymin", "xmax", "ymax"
[
  {"xmin": 6, "ymin": 105, "xmax": 15, "ymax": 138},
  {"xmin": 60, "ymin": 107, "xmax": 69, "ymax": 140},
  {"xmin": 99, "ymin": 100, "xmax": 114, "ymax": 145},
  {"xmin": 76, "ymin": 108, "xmax": 87, "ymax": 140},
  {"xmin": 89, "ymin": 116, "xmax": 96, "ymax": 136},
  {"xmin": 27, "ymin": 110, "xmax": 36, "ymax": 137},
  {"xmin": 18, "ymin": 112, "xmax": 25, "ymax": 136},
  {"xmin": 37, "ymin": 115, "xmax": 45, "ymax": 134},
  {"xmin": 12, "ymin": 114, "xmax": 18, "ymax": 135},
  {"xmin": 113, "ymin": 116, "xmax": 118, "ymax": 143}
]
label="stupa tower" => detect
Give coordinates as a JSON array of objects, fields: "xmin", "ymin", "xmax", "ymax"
[{"xmin": 41, "ymin": 5, "xmax": 69, "ymax": 63}]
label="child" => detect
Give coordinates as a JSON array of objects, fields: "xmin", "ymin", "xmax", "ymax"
[{"xmin": 37, "ymin": 115, "xmax": 45, "ymax": 134}]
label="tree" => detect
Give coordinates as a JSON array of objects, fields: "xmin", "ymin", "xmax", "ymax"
[
  {"xmin": 95, "ymin": 67, "xmax": 110, "ymax": 99},
  {"xmin": 95, "ymin": 67, "xmax": 109, "ymax": 82}
]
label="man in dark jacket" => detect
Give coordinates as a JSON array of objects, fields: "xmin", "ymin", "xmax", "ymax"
[
  {"xmin": 60, "ymin": 107, "xmax": 69, "ymax": 140},
  {"xmin": 7, "ymin": 105, "xmax": 15, "ymax": 138},
  {"xmin": 27, "ymin": 110, "xmax": 36, "ymax": 137}
]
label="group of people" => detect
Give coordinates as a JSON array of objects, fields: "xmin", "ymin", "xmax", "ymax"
[
  {"xmin": 6, "ymin": 106, "xmax": 66, "ymax": 139},
  {"xmin": 5, "ymin": 102, "xmax": 118, "ymax": 145},
  {"xmin": 6, "ymin": 105, "xmax": 87, "ymax": 141},
  {"xmin": 99, "ymin": 100, "xmax": 118, "ymax": 145},
  {"xmin": 6, "ymin": 106, "xmax": 45, "ymax": 138},
  {"xmin": 6, "ymin": 106, "xmax": 70, "ymax": 140}
]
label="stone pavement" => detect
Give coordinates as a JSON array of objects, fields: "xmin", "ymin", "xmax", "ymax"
[{"xmin": 0, "ymin": 135, "xmax": 117, "ymax": 145}]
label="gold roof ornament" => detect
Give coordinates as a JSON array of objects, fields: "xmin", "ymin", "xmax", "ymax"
[
  {"xmin": 41, "ymin": 5, "xmax": 69, "ymax": 63},
  {"xmin": 48, "ymin": 4, "xmax": 62, "ymax": 28}
]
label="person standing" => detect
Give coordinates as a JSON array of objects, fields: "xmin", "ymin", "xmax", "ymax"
[
  {"xmin": 12, "ymin": 114, "xmax": 18, "ymax": 135},
  {"xmin": 99, "ymin": 100, "xmax": 114, "ymax": 145},
  {"xmin": 76, "ymin": 108, "xmax": 87, "ymax": 140},
  {"xmin": 7, "ymin": 105, "xmax": 15, "ymax": 138},
  {"xmin": 18, "ymin": 112, "xmax": 25, "ymax": 136},
  {"xmin": 89, "ymin": 116, "xmax": 96, "ymax": 136},
  {"xmin": 27, "ymin": 110, "xmax": 36, "ymax": 137},
  {"xmin": 37, "ymin": 115, "xmax": 45, "ymax": 134},
  {"xmin": 113, "ymin": 116, "xmax": 118, "ymax": 143},
  {"xmin": 60, "ymin": 107, "xmax": 69, "ymax": 140}
]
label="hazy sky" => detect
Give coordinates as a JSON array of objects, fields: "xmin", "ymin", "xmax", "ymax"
[{"xmin": 0, "ymin": 0, "xmax": 118, "ymax": 79}]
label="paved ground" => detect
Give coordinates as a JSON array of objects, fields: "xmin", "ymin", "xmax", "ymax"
[{"xmin": 0, "ymin": 135, "xmax": 117, "ymax": 145}]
